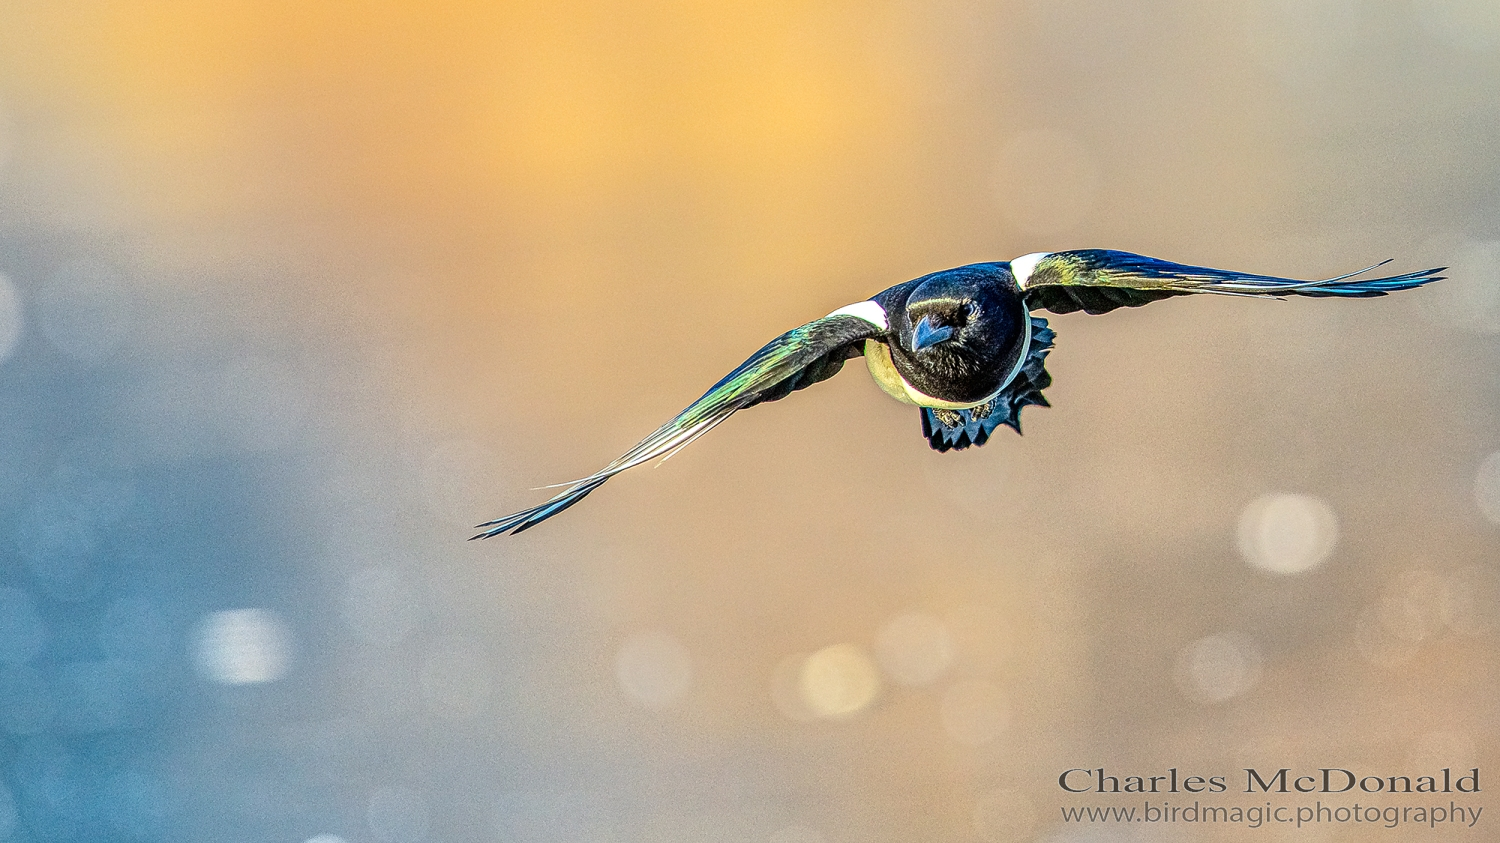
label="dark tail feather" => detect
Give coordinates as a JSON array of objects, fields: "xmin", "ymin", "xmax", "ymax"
[{"xmin": 923, "ymin": 316, "xmax": 1054, "ymax": 452}]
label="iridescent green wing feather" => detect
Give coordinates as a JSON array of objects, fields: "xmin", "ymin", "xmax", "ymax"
[
  {"xmin": 1019, "ymin": 250, "xmax": 1445, "ymax": 315},
  {"xmin": 473, "ymin": 313, "xmax": 883, "ymax": 537}
]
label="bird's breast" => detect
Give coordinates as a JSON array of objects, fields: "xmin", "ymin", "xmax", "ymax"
[{"xmin": 863, "ymin": 339, "xmax": 997, "ymax": 409}]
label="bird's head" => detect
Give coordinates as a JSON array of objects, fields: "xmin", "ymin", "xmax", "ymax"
[
  {"xmin": 902, "ymin": 266, "xmax": 1015, "ymax": 354},
  {"xmin": 887, "ymin": 264, "xmax": 1027, "ymax": 405},
  {"xmin": 907, "ymin": 295, "xmax": 971, "ymax": 352}
]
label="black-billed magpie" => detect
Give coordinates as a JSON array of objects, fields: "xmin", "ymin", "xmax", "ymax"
[{"xmin": 474, "ymin": 250, "xmax": 1442, "ymax": 537}]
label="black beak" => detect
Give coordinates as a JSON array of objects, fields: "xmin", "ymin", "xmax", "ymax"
[{"xmin": 912, "ymin": 316, "xmax": 954, "ymax": 351}]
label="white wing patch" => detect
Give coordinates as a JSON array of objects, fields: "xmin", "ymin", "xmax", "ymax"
[
  {"xmin": 826, "ymin": 300, "xmax": 888, "ymax": 330},
  {"xmin": 1009, "ymin": 252, "xmax": 1051, "ymax": 289}
]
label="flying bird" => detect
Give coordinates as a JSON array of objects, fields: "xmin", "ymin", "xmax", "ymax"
[{"xmin": 474, "ymin": 250, "xmax": 1442, "ymax": 538}]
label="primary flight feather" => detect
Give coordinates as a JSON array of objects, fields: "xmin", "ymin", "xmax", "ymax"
[{"xmin": 474, "ymin": 250, "xmax": 1442, "ymax": 537}]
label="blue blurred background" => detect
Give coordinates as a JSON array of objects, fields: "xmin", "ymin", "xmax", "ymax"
[{"xmin": 0, "ymin": 1, "xmax": 1495, "ymax": 841}]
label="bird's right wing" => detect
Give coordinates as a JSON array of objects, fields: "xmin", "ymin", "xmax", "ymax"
[
  {"xmin": 473, "ymin": 309, "xmax": 886, "ymax": 537},
  {"xmin": 1015, "ymin": 250, "xmax": 1444, "ymax": 315}
]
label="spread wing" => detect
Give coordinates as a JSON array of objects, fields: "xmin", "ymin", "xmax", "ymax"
[
  {"xmin": 1016, "ymin": 250, "xmax": 1445, "ymax": 315},
  {"xmin": 473, "ymin": 312, "xmax": 884, "ymax": 537}
]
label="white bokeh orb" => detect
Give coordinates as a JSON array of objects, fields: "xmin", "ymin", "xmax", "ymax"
[
  {"xmin": 1237, "ymin": 493, "xmax": 1338, "ymax": 574},
  {"xmin": 1173, "ymin": 633, "xmax": 1262, "ymax": 704},
  {"xmin": 193, "ymin": 609, "xmax": 291, "ymax": 685},
  {"xmin": 1473, "ymin": 451, "xmax": 1500, "ymax": 525},
  {"xmin": 614, "ymin": 631, "xmax": 692, "ymax": 709},
  {"xmin": 873, "ymin": 612, "xmax": 954, "ymax": 687},
  {"xmin": 799, "ymin": 643, "xmax": 880, "ymax": 719}
]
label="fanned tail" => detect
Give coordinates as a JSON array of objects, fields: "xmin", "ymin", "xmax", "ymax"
[{"xmin": 922, "ymin": 316, "xmax": 1055, "ymax": 452}]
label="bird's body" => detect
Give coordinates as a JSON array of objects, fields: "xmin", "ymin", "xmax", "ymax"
[
  {"xmin": 855, "ymin": 263, "xmax": 1032, "ymax": 408},
  {"xmin": 474, "ymin": 250, "xmax": 1442, "ymax": 537}
]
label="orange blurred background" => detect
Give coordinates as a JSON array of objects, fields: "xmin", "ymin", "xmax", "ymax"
[{"xmin": 0, "ymin": 1, "xmax": 1495, "ymax": 841}]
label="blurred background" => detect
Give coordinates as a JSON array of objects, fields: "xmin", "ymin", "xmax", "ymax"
[{"xmin": 0, "ymin": 0, "xmax": 1496, "ymax": 841}]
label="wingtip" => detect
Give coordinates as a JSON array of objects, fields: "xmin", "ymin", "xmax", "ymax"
[
  {"xmin": 469, "ymin": 477, "xmax": 611, "ymax": 541},
  {"xmin": 470, "ymin": 511, "xmax": 528, "ymax": 540}
]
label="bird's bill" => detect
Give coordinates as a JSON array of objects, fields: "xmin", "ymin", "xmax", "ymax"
[{"xmin": 911, "ymin": 315, "xmax": 954, "ymax": 351}]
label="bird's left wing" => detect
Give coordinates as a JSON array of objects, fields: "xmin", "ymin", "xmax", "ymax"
[
  {"xmin": 473, "ymin": 307, "xmax": 886, "ymax": 537},
  {"xmin": 1013, "ymin": 250, "xmax": 1444, "ymax": 315}
]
